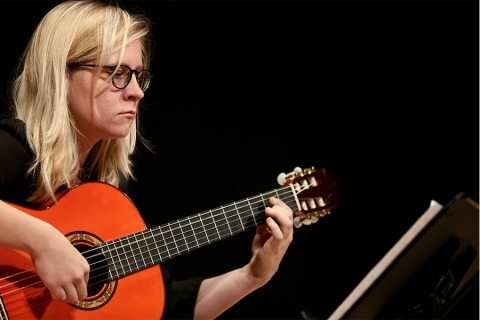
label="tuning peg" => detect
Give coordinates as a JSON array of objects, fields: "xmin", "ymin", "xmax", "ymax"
[
  {"xmin": 293, "ymin": 216, "xmax": 303, "ymax": 228},
  {"xmin": 277, "ymin": 173, "xmax": 287, "ymax": 186},
  {"xmin": 277, "ymin": 167, "xmax": 303, "ymax": 185}
]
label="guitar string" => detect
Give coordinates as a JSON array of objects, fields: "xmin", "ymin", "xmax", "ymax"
[
  {"xmin": 2, "ymin": 204, "xmax": 274, "ymax": 318},
  {"xmin": 0, "ymin": 186, "xmax": 295, "ymax": 284},
  {"xmin": 83, "ymin": 190, "xmax": 297, "ymax": 271},
  {"xmin": 0, "ymin": 187, "xmax": 315, "ymax": 301},
  {"xmin": 0, "ymin": 193, "xmax": 298, "ymax": 297},
  {"xmin": 2, "ymin": 203, "xmax": 282, "ymax": 318},
  {"xmin": 84, "ymin": 186, "xmax": 297, "ymax": 260},
  {"xmin": 0, "ymin": 196, "xmax": 300, "ymax": 308},
  {"xmin": 0, "ymin": 185, "xmax": 295, "ymax": 285},
  {"xmin": 1, "ymin": 178, "xmax": 331, "ymax": 300},
  {"xmin": 2, "ymin": 195, "xmax": 304, "ymax": 303},
  {"xmin": 6, "ymin": 191, "xmax": 332, "ymax": 317},
  {"xmin": 1, "ymin": 180, "xmax": 332, "ymax": 301},
  {"xmin": 0, "ymin": 188, "xmax": 300, "ymax": 289}
]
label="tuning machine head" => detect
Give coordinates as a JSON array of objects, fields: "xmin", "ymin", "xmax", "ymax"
[
  {"xmin": 277, "ymin": 167, "xmax": 303, "ymax": 186},
  {"xmin": 278, "ymin": 167, "xmax": 319, "ymax": 186},
  {"xmin": 293, "ymin": 209, "xmax": 332, "ymax": 228}
]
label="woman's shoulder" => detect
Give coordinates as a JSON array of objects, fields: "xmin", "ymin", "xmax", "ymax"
[
  {"xmin": 0, "ymin": 118, "xmax": 34, "ymax": 205},
  {"xmin": 0, "ymin": 118, "xmax": 28, "ymax": 145},
  {"xmin": 0, "ymin": 118, "xmax": 31, "ymax": 162}
]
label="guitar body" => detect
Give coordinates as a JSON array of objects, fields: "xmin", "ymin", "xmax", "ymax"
[{"xmin": 0, "ymin": 182, "xmax": 164, "ymax": 320}]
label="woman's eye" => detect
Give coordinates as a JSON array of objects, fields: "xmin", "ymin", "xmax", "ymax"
[{"xmin": 105, "ymin": 67, "xmax": 126, "ymax": 77}]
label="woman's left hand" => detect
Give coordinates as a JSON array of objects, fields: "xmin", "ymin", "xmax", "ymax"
[{"xmin": 247, "ymin": 197, "xmax": 294, "ymax": 284}]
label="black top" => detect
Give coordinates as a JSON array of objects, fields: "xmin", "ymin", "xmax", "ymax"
[{"xmin": 0, "ymin": 119, "xmax": 203, "ymax": 319}]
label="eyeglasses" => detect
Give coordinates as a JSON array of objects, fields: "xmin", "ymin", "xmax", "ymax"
[{"xmin": 68, "ymin": 63, "xmax": 152, "ymax": 92}]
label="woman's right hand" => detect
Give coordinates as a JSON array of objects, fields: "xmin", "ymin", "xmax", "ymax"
[
  {"xmin": 30, "ymin": 222, "xmax": 90, "ymax": 303},
  {"xmin": 0, "ymin": 201, "xmax": 90, "ymax": 304}
]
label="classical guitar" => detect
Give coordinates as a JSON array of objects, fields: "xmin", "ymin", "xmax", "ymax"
[{"xmin": 0, "ymin": 167, "xmax": 338, "ymax": 320}]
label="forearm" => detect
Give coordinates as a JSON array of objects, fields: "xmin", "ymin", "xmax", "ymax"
[
  {"xmin": 193, "ymin": 198, "xmax": 294, "ymax": 319},
  {"xmin": 193, "ymin": 264, "xmax": 266, "ymax": 320},
  {"xmin": 0, "ymin": 200, "xmax": 90, "ymax": 302},
  {"xmin": 0, "ymin": 200, "xmax": 51, "ymax": 255}
]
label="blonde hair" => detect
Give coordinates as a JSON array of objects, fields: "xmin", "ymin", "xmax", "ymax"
[{"xmin": 11, "ymin": 0, "xmax": 153, "ymax": 205}]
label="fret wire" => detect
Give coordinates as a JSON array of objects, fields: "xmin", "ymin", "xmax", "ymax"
[
  {"xmin": 200, "ymin": 213, "xmax": 210, "ymax": 244},
  {"xmin": 187, "ymin": 216, "xmax": 200, "ymax": 248},
  {"xmin": 190, "ymin": 214, "xmax": 206, "ymax": 246},
  {"xmin": 175, "ymin": 221, "xmax": 188, "ymax": 254},
  {"xmin": 221, "ymin": 206, "xmax": 233, "ymax": 235},
  {"xmin": 181, "ymin": 220, "xmax": 190, "ymax": 252},
  {"xmin": 167, "ymin": 222, "xmax": 180, "ymax": 256},
  {"xmin": 161, "ymin": 225, "xmax": 173, "ymax": 259},
  {"xmin": 141, "ymin": 231, "xmax": 155, "ymax": 267},
  {"xmin": 226, "ymin": 202, "xmax": 242, "ymax": 234},
  {"xmin": 246, "ymin": 197, "xmax": 257, "ymax": 226},
  {"xmin": 209, "ymin": 209, "xmax": 222, "ymax": 240},
  {"xmin": 233, "ymin": 201, "xmax": 245, "ymax": 231},
  {"xmin": 100, "ymin": 244, "xmax": 117, "ymax": 279},
  {"xmin": 126, "ymin": 235, "xmax": 138, "ymax": 273},
  {"xmin": 156, "ymin": 226, "xmax": 171, "ymax": 260},
  {"xmin": 149, "ymin": 229, "xmax": 163, "ymax": 264},
  {"xmin": 120, "ymin": 238, "xmax": 132, "ymax": 277},
  {"xmin": 112, "ymin": 239, "xmax": 127, "ymax": 276},
  {"xmin": 134, "ymin": 233, "xmax": 145, "ymax": 270}
]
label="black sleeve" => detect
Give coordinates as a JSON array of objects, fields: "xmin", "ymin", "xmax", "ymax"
[
  {"xmin": 161, "ymin": 265, "xmax": 205, "ymax": 320},
  {"xmin": 0, "ymin": 119, "xmax": 34, "ymax": 205}
]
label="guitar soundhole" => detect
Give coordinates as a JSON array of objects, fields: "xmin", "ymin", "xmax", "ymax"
[{"xmin": 75, "ymin": 244, "xmax": 109, "ymax": 296}]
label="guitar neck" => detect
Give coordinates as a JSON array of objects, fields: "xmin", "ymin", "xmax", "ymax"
[{"xmin": 98, "ymin": 185, "xmax": 298, "ymax": 280}]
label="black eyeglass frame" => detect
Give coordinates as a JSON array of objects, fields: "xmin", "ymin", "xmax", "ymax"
[{"xmin": 68, "ymin": 63, "xmax": 152, "ymax": 92}]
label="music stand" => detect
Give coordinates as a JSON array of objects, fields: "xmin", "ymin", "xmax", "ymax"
[{"xmin": 328, "ymin": 192, "xmax": 479, "ymax": 319}]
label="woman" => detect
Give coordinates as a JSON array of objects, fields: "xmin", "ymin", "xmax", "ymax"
[{"xmin": 0, "ymin": 1, "xmax": 294, "ymax": 319}]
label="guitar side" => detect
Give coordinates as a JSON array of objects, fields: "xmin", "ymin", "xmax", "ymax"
[{"xmin": 0, "ymin": 182, "xmax": 164, "ymax": 320}]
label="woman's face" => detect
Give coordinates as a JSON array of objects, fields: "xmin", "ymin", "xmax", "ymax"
[{"xmin": 68, "ymin": 39, "xmax": 144, "ymax": 147}]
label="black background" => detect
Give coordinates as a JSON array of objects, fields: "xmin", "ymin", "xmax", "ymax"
[{"xmin": 1, "ymin": 1, "xmax": 478, "ymax": 319}]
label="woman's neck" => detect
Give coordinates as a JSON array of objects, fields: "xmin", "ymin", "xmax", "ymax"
[{"xmin": 77, "ymin": 136, "xmax": 98, "ymax": 168}]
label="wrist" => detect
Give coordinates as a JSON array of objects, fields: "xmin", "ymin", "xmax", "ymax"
[
  {"xmin": 22, "ymin": 220, "xmax": 55, "ymax": 258},
  {"xmin": 0, "ymin": 201, "xmax": 54, "ymax": 257},
  {"xmin": 241, "ymin": 263, "xmax": 270, "ymax": 289}
]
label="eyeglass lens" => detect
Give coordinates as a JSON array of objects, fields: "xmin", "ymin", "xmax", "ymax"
[{"xmin": 114, "ymin": 66, "xmax": 151, "ymax": 91}]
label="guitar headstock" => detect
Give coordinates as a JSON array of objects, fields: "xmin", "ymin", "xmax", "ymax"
[{"xmin": 278, "ymin": 167, "xmax": 339, "ymax": 228}]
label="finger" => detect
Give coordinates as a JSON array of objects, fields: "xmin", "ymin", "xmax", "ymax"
[
  {"xmin": 265, "ymin": 217, "xmax": 283, "ymax": 241},
  {"xmin": 269, "ymin": 197, "xmax": 293, "ymax": 216},
  {"xmin": 265, "ymin": 206, "xmax": 293, "ymax": 228},
  {"xmin": 49, "ymin": 286, "xmax": 67, "ymax": 301},
  {"xmin": 75, "ymin": 277, "xmax": 88, "ymax": 301},
  {"xmin": 63, "ymin": 283, "xmax": 79, "ymax": 304}
]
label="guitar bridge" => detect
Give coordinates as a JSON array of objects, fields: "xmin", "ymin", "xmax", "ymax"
[{"xmin": 0, "ymin": 294, "xmax": 9, "ymax": 320}]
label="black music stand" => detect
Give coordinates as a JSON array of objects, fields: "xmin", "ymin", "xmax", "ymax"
[{"xmin": 327, "ymin": 192, "xmax": 479, "ymax": 319}]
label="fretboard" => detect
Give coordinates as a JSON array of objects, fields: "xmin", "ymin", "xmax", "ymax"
[{"xmin": 98, "ymin": 185, "xmax": 298, "ymax": 280}]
